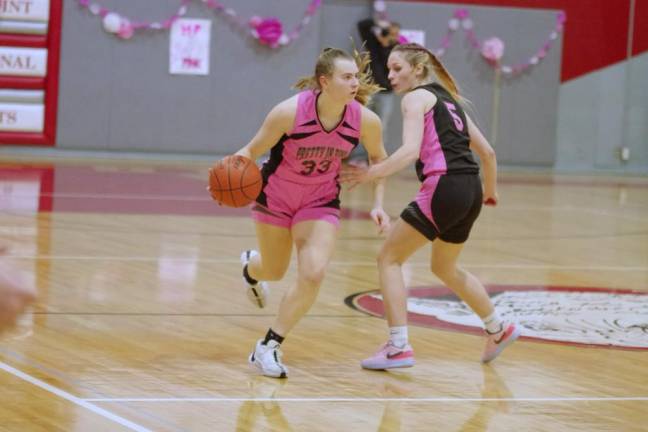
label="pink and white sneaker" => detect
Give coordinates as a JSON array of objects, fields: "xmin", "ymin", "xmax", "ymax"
[
  {"xmin": 361, "ymin": 342, "xmax": 415, "ymax": 370},
  {"xmin": 481, "ymin": 323, "xmax": 521, "ymax": 363}
]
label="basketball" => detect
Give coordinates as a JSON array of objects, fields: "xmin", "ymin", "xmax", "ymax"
[{"xmin": 208, "ymin": 155, "xmax": 263, "ymax": 208}]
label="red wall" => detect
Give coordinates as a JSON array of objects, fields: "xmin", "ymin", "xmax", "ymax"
[
  {"xmin": 396, "ymin": 0, "xmax": 645, "ymax": 82},
  {"xmin": 634, "ymin": 0, "xmax": 648, "ymax": 56}
]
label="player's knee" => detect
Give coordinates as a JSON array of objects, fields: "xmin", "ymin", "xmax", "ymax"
[
  {"xmin": 262, "ymin": 265, "xmax": 288, "ymax": 281},
  {"xmin": 377, "ymin": 247, "xmax": 401, "ymax": 268},
  {"xmin": 430, "ymin": 260, "xmax": 455, "ymax": 281},
  {"xmin": 298, "ymin": 265, "xmax": 326, "ymax": 287}
]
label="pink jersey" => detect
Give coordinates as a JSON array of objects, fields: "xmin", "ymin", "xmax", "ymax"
[{"xmin": 260, "ymin": 90, "xmax": 362, "ymax": 185}]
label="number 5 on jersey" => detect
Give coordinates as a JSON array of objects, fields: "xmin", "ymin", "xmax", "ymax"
[{"xmin": 444, "ymin": 102, "xmax": 464, "ymax": 131}]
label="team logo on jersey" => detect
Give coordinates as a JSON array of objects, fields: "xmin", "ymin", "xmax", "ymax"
[{"xmin": 346, "ymin": 285, "xmax": 648, "ymax": 350}]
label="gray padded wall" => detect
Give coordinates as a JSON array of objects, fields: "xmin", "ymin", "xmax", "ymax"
[
  {"xmin": 57, "ymin": 1, "xmax": 562, "ymax": 166},
  {"xmin": 555, "ymin": 54, "xmax": 648, "ymax": 173},
  {"xmin": 623, "ymin": 53, "xmax": 648, "ymax": 171},
  {"xmin": 57, "ymin": 0, "xmax": 321, "ymax": 153}
]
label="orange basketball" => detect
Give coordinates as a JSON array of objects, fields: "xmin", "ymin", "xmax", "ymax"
[{"xmin": 208, "ymin": 155, "xmax": 262, "ymax": 208}]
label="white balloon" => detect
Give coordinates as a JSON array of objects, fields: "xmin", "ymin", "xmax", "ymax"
[{"xmin": 102, "ymin": 13, "xmax": 122, "ymax": 33}]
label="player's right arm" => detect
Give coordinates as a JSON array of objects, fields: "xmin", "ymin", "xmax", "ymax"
[
  {"xmin": 369, "ymin": 89, "xmax": 428, "ymax": 178},
  {"xmin": 236, "ymin": 96, "xmax": 297, "ymax": 161}
]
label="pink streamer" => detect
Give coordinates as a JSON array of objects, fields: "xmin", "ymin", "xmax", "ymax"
[
  {"xmin": 377, "ymin": 2, "xmax": 566, "ymax": 77},
  {"xmin": 77, "ymin": 0, "xmax": 323, "ymax": 49}
]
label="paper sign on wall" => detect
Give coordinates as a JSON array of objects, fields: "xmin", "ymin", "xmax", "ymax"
[
  {"xmin": 0, "ymin": 103, "xmax": 44, "ymax": 132},
  {"xmin": 170, "ymin": 19, "xmax": 211, "ymax": 76},
  {"xmin": 0, "ymin": 47, "xmax": 48, "ymax": 77},
  {"xmin": 0, "ymin": 0, "xmax": 50, "ymax": 22},
  {"xmin": 400, "ymin": 29, "xmax": 426, "ymax": 47}
]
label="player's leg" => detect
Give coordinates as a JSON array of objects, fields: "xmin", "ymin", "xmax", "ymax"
[
  {"xmin": 430, "ymin": 239, "xmax": 520, "ymax": 363},
  {"xmin": 361, "ymin": 218, "xmax": 427, "ymax": 370},
  {"xmin": 272, "ymin": 219, "xmax": 337, "ymax": 335},
  {"xmin": 241, "ymin": 220, "xmax": 293, "ymax": 308},
  {"xmin": 249, "ymin": 219, "xmax": 337, "ymax": 378}
]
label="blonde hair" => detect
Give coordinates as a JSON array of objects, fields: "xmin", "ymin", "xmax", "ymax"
[
  {"xmin": 293, "ymin": 47, "xmax": 382, "ymax": 106},
  {"xmin": 391, "ymin": 43, "xmax": 463, "ymax": 103}
]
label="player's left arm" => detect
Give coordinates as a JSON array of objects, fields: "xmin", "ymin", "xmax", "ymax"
[{"xmin": 359, "ymin": 107, "xmax": 390, "ymax": 232}]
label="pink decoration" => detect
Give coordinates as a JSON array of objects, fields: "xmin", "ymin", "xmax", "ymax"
[
  {"xmin": 481, "ymin": 37, "xmax": 505, "ymax": 64},
  {"xmin": 377, "ymin": 3, "xmax": 566, "ymax": 78},
  {"xmin": 248, "ymin": 15, "xmax": 262, "ymax": 28},
  {"xmin": 397, "ymin": 34, "xmax": 409, "ymax": 44},
  {"xmin": 117, "ymin": 20, "xmax": 134, "ymax": 39},
  {"xmin": 307, "ymin": 0, "xmax": 322, "ymax": 15},
  {"xmin": 79, "ymin": 0, "xmax": 564, "ymax": 69},
  {"xmin": 250, "ymin": 17, "xmax": 283, "ymax": 48},
  {"xmin": 455, "ymin": 9, "xmax": 469, "ymax": 20},
  {"xmin": 77, "ymin": 0, "xmax": 323, "ymax": 49},
  {"xmin": 102, "ymin": 12, "xmax": 121, "ymax": 33}
]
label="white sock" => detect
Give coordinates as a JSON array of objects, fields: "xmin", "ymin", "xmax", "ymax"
[
  {"xmin": 483, "ymin": 312, "xmax": 504, "ymax": 334},
  {"xmin": 389, "ymin": 326, "xmax": 409, "ymax": 348}
]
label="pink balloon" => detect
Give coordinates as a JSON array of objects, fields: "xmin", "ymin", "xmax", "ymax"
[
  {"xmin": 481, "ymin": 37, "xmax": 505, "ymax": 63},
  {"xmin": 248, "ymin": 15, "xmax": 262, "ymax": 28},
  {"xmin": 117, "ymin": 21, "xmax": 134, "ymax": 39},
  {"xmin": 254, "ymin": 18, "xmax": 283, "ymax": 47}
]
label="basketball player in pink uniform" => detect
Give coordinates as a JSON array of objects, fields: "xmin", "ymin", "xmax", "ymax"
[
  {"xmin": 234, "ymin": 47, "xmax": 389, "ymax": 378},
  {"xmin": 342, "ymin": 43, "xmax": 520, "ymax": 369}
]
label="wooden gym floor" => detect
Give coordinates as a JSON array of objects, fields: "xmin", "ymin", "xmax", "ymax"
[{"xmin": 0, "ymin": 157, "xmax": 646, "ymax": 431}]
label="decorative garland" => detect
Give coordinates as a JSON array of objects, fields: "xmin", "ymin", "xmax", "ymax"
[
  {"xmin": 77, "ymin": 0, "xmax": 323, "ymax": 48},
  {"xmin": 78, "ymin": 0, "xmax": 565, "ymax": 75},
  {"xmin": 375, "ymin": 1, "xmax": 566, "ymax": 77}
]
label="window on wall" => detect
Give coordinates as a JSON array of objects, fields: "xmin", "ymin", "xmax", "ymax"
[{"xmin": 0, "ymin": 0, "xmax": 62, "ymax": 146}]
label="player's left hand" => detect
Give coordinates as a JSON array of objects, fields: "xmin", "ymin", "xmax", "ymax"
[
  {"xmin": 370, "ymin": 207, "xmax": 391, "ymax": 235},
  {"xmin": 340, "ymin": 164, "xmax": 377, "ymax": 190}
]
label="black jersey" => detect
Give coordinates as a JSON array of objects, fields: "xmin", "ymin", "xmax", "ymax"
[{"xmin": 414, "ymin": 83, "xmax": 479, "ymax": 181}]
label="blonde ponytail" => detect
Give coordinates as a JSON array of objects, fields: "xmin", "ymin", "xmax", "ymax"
[
  {"xmin": 293, "ymin": 76, "xmax": 319, "ymax": 91},
  {"xmin": 427, "ymin": 52, "xmax": 462, "ymax": 102},
  {"xmin": 392, "ymin": 43, "xmax": 465, "ymax": 104},
  {"xmin": 350, "ymin": 46, "xmax": 383, "ymax": 106}
]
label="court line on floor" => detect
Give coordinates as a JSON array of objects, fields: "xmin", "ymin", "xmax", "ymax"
[
  {"xmin": 4, "ymin": 192, "xmax": 207, "ymax": 201},
  {"xmin": 3, "ymin": 255, "xmax": 647, "ymax": 272},
  {"xmin": 0, "ymin": 361, "xmax": 153, "ymax": 432},
  {"xmin": 82, "ymin": 396, "xmax": 648, "ymax": 403}
]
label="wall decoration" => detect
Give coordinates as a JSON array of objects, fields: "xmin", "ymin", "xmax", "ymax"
[
  {"xmin": 77, "ymin": 0, "xmax": 323, "ymax": 48},
  {"xmin": 170, "ymin": 19, "xmax": 211, "ymax": 76},
  {"xmin": 376, "ymin": 1, "xmax": 566, "ymax": 77}
]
